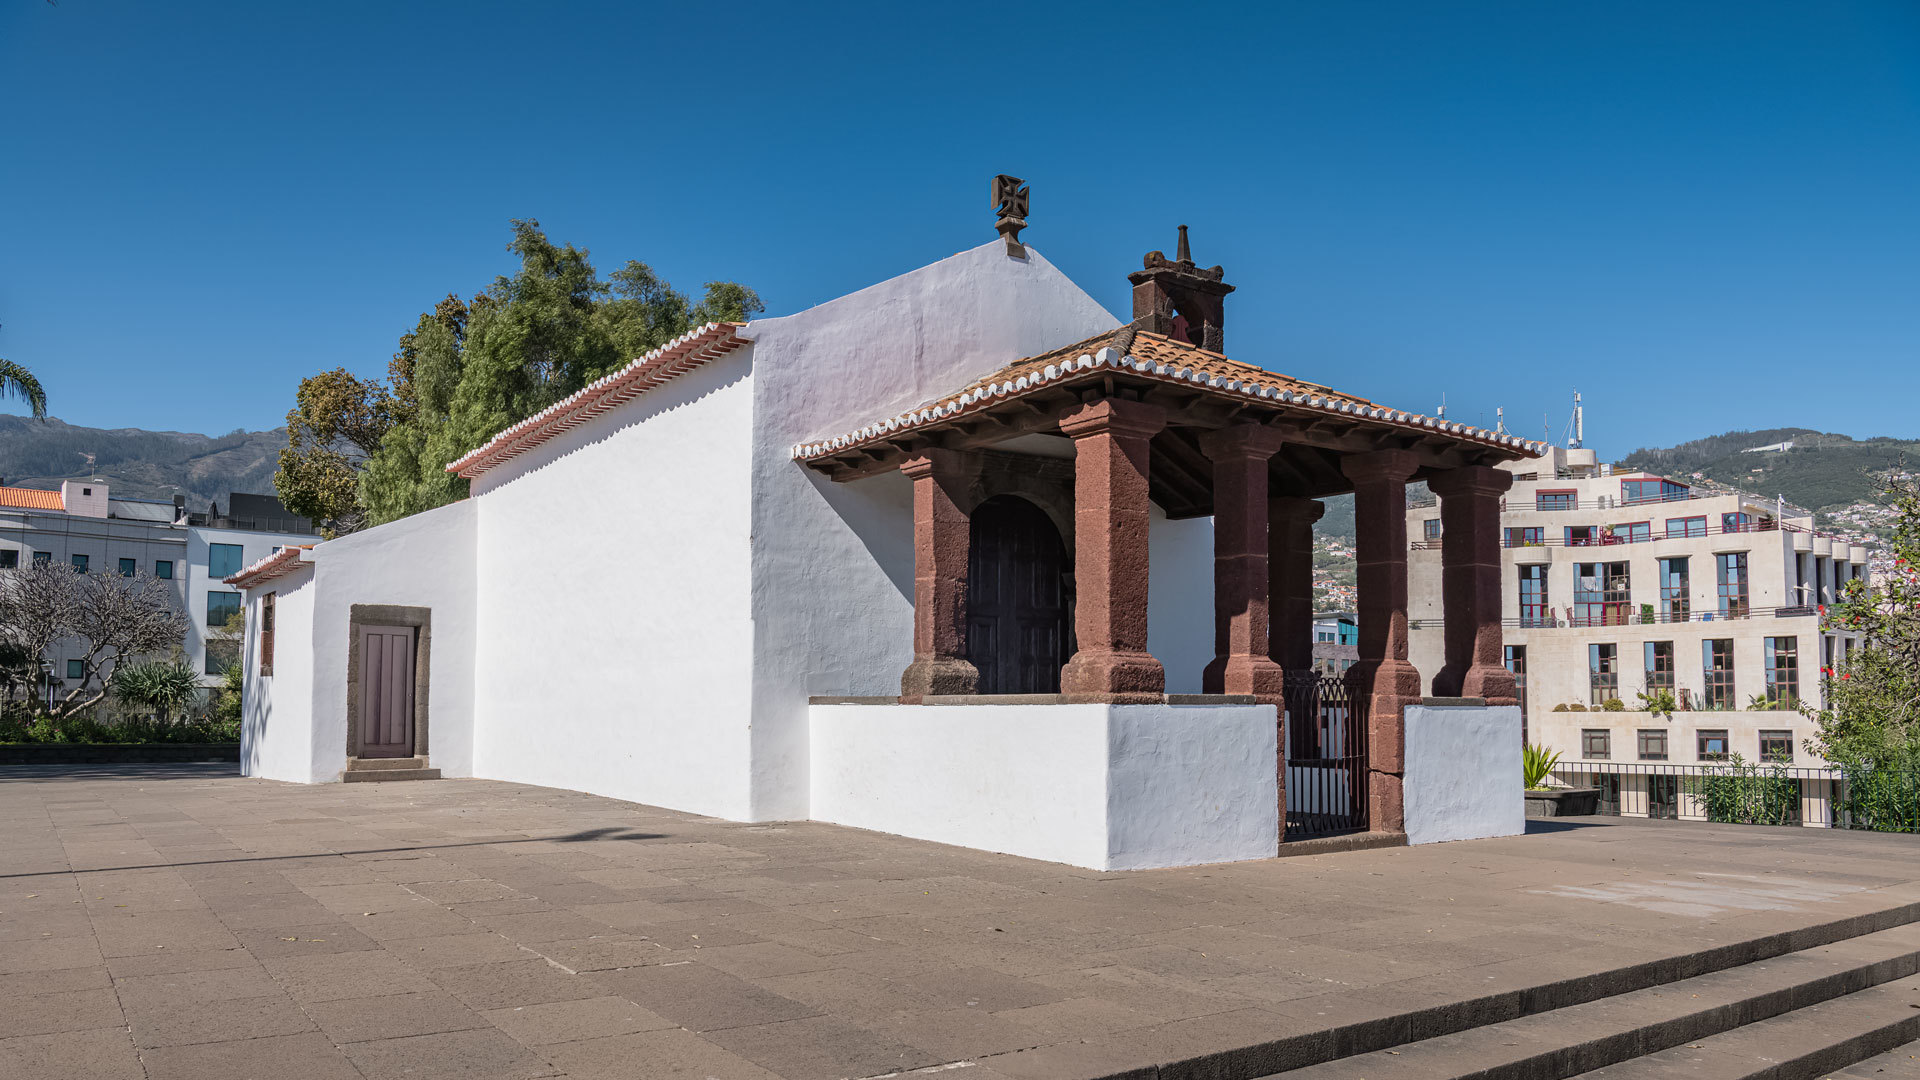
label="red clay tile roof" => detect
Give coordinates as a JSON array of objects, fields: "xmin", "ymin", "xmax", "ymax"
[
  {"xmin": 447, "ymin": 322, "xmax": 749, "ymax": 480},
  {"xmin": 792, "ymin": 330, "xmax": 1545, "ymax": 461},
  {"xmin": 0, "ymin": 486, "xmax": 64, "ymax": 511},
  {"xmin": 225, "ymin": 545, "xmax": 313, "ymax": 590}
]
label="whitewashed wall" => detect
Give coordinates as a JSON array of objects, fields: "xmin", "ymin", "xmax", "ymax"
[
  {"xmin": 471, "ymin": 350, "xmax": 757, "ymax": 821},
  {"xmin": 1403, "ymin": 703, "xmax": 1525, "ymax": 844},
  {"xmin": 303, "ymin": 498, "xmax": 479, "ymax": 783},
  {"xmin": 810, "ymin": 702, "xmax": 1278, "ymax": 870},
  {"xmin": 744, "ymin": 242, "xmax": 1123, "ymax": 820},
  {"xmin": 240, "ymin": 563, "xmax": 315, "ymax": 782},
  {"xmin": 1147, "ymin": 510, "xmax": 1214, "ymax": 694}
]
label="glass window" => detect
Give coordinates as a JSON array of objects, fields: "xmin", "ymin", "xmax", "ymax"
[
  {"xmin": 0, "ymin": 550, "xmax": 15, "ymax": 569},
  {"xmin": 32, "ymin": 551, "xmax": 51, "ymax": 565},
  {"xmin": 1575, "ymin": 562, "xmax": 1631, "ymax": 626},
  {"xmin": 1316, "ymin": 629, "xmax": 1334, "ymax": 643},
  {"xmin": 118, "ymin": 557, "xmax": 137, "ymax": 577},
  {"xmin": 1764, "ymin": 637, "xmax": 1799, "ymax": 707},
  {"xmin": 66, "ymin": 659, "xmax": 84, "ymax": 680},
  {"xmin": 206, "ymin": 591, "xmax": 241, "ymax": 630},
  {"xmin": 1637, "ymin": 729, "xmax": 1668, "ymax": 761},
  {"xmin": 1537, "ymin": 491, "xmax": 1575, "ymax": 511},
  {"xmin": 1505, "ymin": 526, "xmax": 1544, "ymax": 547},
  {"xmin": 1589, "ymin": 643, "xmax": 1619, "ymax": 706},
  {"xmin": 1622, "ymin": 478, "xmax": 1689, "ymax": 505},
  {"xmin": 1582, "ymin": 728, "xmax": 1609, "ymax": 759},
  {"xmin": 1759, "ymin": 730, "xmax": 1794, "ymax": 762},
  {"xmin": 1722, "ymin": 512, "xmax": 1751, "ymax": 533},
  {"xmin": 1506, "ymin": 645, "xmax": 1528, "ymax": 730},
  {"xmin": 70, "ymin": 554, "xmax": 89, "ymax": 573},
  {"xmin": 1666, "ymin": 516, "xmax": 1707, "ymax": 539},
  {"xmin": 1697, "ymin": 729, "xmax": 1730, "ymax": 761},
  {"xmin": 1716, "ymin": 552, "xmax": 1750, "ymax": 618},
  {"xmin": 208, "ymin": 543, "xmax": 245, "ymax": 580},
  {"xmin": 1659, "ymin": 557, "xmax": 1690, "ymax": 621},
  {"xmin": 1519, "ymin": 564, "xmax": 1550, "ymax": 627},
  {"xmin": 1338, "ymin": 620, "xmax": 1357, "ymax": 646},
  {"xmin": 1616, "ymin": 522, "xmax": 1651, "ymax": 543},
  {"xmin": 260, "ymin": 592, "xmax": 276, "ymax": 677},
  {"xmin": 1422, "ymin": 519, "xmax": 1441, "ymax": 542},
  {"xmin": 155, "ymin": 560, "xmax": 173, "ymax": 579},
  {"xmin": 1703, "ymin": 639, "xmax": 1736, "ymax": 710},
  {"xmin": 1644, "ymin": 641, "xmax": 1674, "ymax": 693},
  {"xmin": 1567, "ymin": 525, "xmax": 1599, "ymax": 547}
]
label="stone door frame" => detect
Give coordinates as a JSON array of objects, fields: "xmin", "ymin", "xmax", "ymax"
[{"xmin": 345, "ymin": 604, "xmax": 432, "ymax": 762}]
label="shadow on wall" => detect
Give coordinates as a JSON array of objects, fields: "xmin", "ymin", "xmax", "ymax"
[
  {"xmin": 806, "ymin": 466, "xmax": 914, "ymax": 603},
  {"xmin": 241, "ymin": 690, "xmax": 270, "ymax": 777}
]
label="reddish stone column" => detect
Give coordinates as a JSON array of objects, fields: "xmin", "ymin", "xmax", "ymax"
[
  {"xmin": 1341, "ymin": 449, "xmax": 1423, "ymax": 832},
  {"xmin": 1059, "ymin": 398, "xmax": 1167, "ymax": 703},
  {"xmin": 1199, "ymin": 425, "xmax": 1287, "ymax": 701},
  {"xmin": 899, "ymin": 450, "xmax": 979, "ymax": 701},
  {"xmin": 1268, "ymin": 497, "xmax": 1325, "ymax": 673},
  {"xmin": 1429, "ymin": 465, "xmax": 1517, "ymax": 706}
]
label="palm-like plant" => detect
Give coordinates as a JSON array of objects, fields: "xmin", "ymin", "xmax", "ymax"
[
  {"xmin": 110, "ymin": 661, "xmax": 201, "ymax": 724},
  {"xmin": 1523, "ymin": 742, "xmax": 1563, "ymax": 791},
  {"xmin": 0, "ymin": 359, "xmax": 46, "ymax": 420}
]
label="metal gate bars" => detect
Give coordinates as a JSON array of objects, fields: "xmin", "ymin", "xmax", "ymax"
[{"xmin": 1282, "ymin": 670, "xmax": 1371, "ymax": 841}]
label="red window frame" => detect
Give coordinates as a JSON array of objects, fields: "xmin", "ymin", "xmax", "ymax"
[{"xmin": 1536, "ymin": 489, "xmax": 1577, "ymax": 511}]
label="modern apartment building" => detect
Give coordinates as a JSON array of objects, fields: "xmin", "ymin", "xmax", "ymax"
[
  {"xmin": 0, "ymin": 481, "xmax": 320, "ymax": 695},
  {"xmin": 1406, "ymin": 444, "xmax": 1869, "ymax": 777}
]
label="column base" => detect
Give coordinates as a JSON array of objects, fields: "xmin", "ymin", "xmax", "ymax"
[
  {"xmin": 1350, "ymin": 658, "xmax": 1421, "ymax": 775},
  {"xmin": 1203, "ymin": 654, "xmax": 1286, "ymax": 703},
  {"xmin": 1368, "ymin": 769, "xmax": 1405, "ymax": 833},
  {"xmin": 1458, "ymin": 664, "xmax": 1519, "ymax": 709},
  {"xmin": 899, "ymin": 656, "xmax": 979, "ymax": 702},
  {"xmin": 1061, "ymin": 650, "xmax": 1164, "ymax": 704}
]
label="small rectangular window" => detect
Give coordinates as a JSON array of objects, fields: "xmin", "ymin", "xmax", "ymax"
[
  {"xmin": 207, "ymin": 591, "xmax": 241, "ymax": 631},
  {"xmin": 155, "ymin": 560, "xmax": 173, "ymax": 579},
  {"xmin": 119, "ymin": 557, "xmax": 137, "ymax": 577},
  {"xmin": 1615, "ymin": 522, "xmax": 1651, "ymax": 543},
  {"xmin": 1722, "ymin": 512, "xmax": 1751, "ymax": 533},
  {"xmin": 1763, "ymin": 636, "xmax": 1799, "ymax": 708},
  {"xmin": 0, "ymin": 550, "xmax": 15, "ymax": 569},
  {"xmin": 1536, "ymin": 491, "xmax": 1576, "ymax": 511},
  {"xmin": 1423, "ymin": 518, "xmax": 1441, "ymax": 542},
  {"xmin": 260, "ymin": 592, "xmax": 276, "ymax": 677},
  {"xmin": 1582, "ymin": 728, "xmax": 1609, "ymax": 759},
  {"xmin": 1665, "ymin": 516, "xmax": 1707, "ymax": 539},
  {"xmin": 66, "ymin": 658, "xmax": 84, "ymax": 680},
  {"xmin": 1703, "ymin": 639, "xmax": 1736, "ymax": 710},
  {"xmin": 1758, "ymin": 730, "xmax": 1794, "ymax": 762},
  {"xmin": 208, "ymin": 543, "xmax": 245, "ymax": 580},
  {"xmin": 1589, "ymin": 643, "xmax": 1620, "ymax": 706},
  {"xmin": 1504, "ymin": 526, "xmax": 1544, "ymax": 547},
  {"xmin": 1644, "ymin": 641, "xmax": 1675, "ymax": 692},
  {"xmin": 70, "ymin": 554, "xmax": 89, "ymax": 573},
  {"xmin": 1637, "ymin": 729, "xmax": 1668, "ymax": 761},
  {"xmin": 1697, "ymin": 729, "xmax": 1730, "ymax": 760},
  {"xmin": 32, "ymin": 551, "xmax": 51, "ymax": 565}
]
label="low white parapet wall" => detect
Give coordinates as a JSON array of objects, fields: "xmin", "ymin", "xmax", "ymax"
[
  {"xmin": 808, "ymin": 702, "xmax": 1279, "ymax": 871},
  {"xmin": 1403, "ymin": 702, "xmax": 1525, "ymax": 845}
]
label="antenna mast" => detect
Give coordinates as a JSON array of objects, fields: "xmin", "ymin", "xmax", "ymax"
[{"xmin": 1569, "ymin": 391, "xmax": 1584, "ymax": 449}]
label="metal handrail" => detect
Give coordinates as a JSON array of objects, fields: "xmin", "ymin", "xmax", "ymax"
[
  {"xmin": 1494, "ymin": 604, "xmax": 1820, "ymax": 628},
  {"xmin": 1409, "ymin": 520, "xmax": 1868, "ymax": 552}
]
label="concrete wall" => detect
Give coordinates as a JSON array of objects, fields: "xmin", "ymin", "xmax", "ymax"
[
  {"xmin": 808, "ymin": 702, "xmax": 1278, "ymax": 870},
  {"xmin": 1403, "ymin": 703, "xmax": 1524, "ymax": 845},
  {"xmin": 188, "ymin": 525, "xmax": 320, "ymax": 685},
  {"xmin": 301, "ymin": 498, "xmax": 479, "ymax": 783},
  {"xmin": 240, "ymin": 563, "xmax": 314, "ymax": 782},
  {"xmin": 471, "ymin": 348, "xmax": 757, "ymax": 821},
  {"xmin": 744, "ymin": 242, "xmax": 1123, "ymax": 820}
]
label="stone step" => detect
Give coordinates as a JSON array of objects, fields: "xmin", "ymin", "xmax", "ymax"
[
  {"xmin": 1570, "ymin": 974, "xmax": 1920, "ymax": 1079},
  {"xmin": 1817, "ymin": 1037, "xmax": 1920, "ymax": 1078},
  {"xmin": 1261, "ymin": 924, "xmax": 1920, "ymax": 1079},
  {"xmin": 340, "ymin": 767, "xmax": 440, "ymax": 783},
  {"xmin": 344, "ymin": 756, "xmax": 429, "ymax": 771}
]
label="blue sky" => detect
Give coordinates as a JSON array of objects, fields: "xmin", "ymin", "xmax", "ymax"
[{"xmin": 2, "ymin": 1, "xmax": 1916, "ymax": 459}]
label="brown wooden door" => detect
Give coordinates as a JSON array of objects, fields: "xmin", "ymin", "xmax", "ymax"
[
  {"xmin": 967, "ymin": 496, "xmax": 1068, "ymax": 695},
  {"xmin": 358, "ymin": 625, "xmax": 416, "ymax": 757}
]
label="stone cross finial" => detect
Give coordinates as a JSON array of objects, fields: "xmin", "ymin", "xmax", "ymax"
[{"xmin": 991, "ymin": 174, "xmax": 1029, "ymax": 257}]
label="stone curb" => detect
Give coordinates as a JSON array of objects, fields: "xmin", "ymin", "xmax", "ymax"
[{"xmin": 0, "ymin": 742, "xmax": 240, "ymax": 765}]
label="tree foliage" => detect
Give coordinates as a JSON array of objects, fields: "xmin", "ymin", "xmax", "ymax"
[
  {"xmin": 277, "ymin": 220, "xmax": 762, "ymax": 533},
  {"xmin": 0, "ymin": 561, "xmax": 187, "ymax": 718},
  {"xmin": 1806, "ymin": 475, "xmax": 1920, "ymax": 770}
]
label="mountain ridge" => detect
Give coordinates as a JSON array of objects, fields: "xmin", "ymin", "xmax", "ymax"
[{"xmin": 0, "ymin": 415, "xmax": 288, "ymax": 510}]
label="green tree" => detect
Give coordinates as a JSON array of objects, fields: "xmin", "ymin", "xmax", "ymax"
[
  {"xmin": 274, "ymin": 368, "xmax": 394, "ymax": 538},
  {"xmin": 0, "ymin": 360, "xmax": 46, "ymax": 420},
  {"xmin": 354, "ymin": 220, "xmax": 762, "ymax": 526},
  {"xmin": 1806, "ymin": 474, "xmax": 1920, "ymax": 770}
]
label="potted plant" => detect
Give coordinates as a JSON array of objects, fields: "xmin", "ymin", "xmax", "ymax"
[{"xmin": 1523, "ymin": 743, "xmax": 1599, "ymax": 817}]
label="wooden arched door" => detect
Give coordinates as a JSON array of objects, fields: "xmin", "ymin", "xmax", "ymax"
[{"xmin": 967, "ymin": 495, "xmax": 1070, "ymax": 694}]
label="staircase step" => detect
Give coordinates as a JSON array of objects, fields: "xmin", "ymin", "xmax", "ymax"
[
  {"xmin": 341, "ymin": 767, "xmax": 440, "ymax": 783},
  {"xmin": 1265, "ymin": 924, "xmax": 1920, "ymax": 1079},
  {"xmin": 1819, "ymin": 1038, "xmax": 1920, "ymax": 1078},
  {"xmin": 1570, "ymin": 974, "xmax": 1920, "ymax": 1079},
  {"xmin": 344, "ymin": 756, "xmax": 429, "ymax": 771}
]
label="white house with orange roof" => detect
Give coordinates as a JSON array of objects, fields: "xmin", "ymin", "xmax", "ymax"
[{"xmin": 226, "ymin": 202, "xmax": 1542, "ymax": 869}]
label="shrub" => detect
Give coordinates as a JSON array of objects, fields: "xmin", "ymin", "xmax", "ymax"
[
  {"xmin": 111, "ymin": 661, "xmax": 202, "ymax": 723},
  {"xmin": 1602, "ymin": 698, "xmax": 1626, "ymax": 712},
  {"xmin": 1523, "ymin": 743, "xmax": 1563, "ymax": 790},
  {"xmin": 1637, "ymin": 688, "xmax": 1677, "ymax": 720},
  {"xmin": 1551, "ymin": 703, "xmax": 1570, "ymax": 713}
]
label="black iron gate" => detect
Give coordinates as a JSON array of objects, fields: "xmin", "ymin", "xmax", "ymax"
[{"xmin": 1282, "ymin": 671, "xmax": 1370, "ymax": 840}]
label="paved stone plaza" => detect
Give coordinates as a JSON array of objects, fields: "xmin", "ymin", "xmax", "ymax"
[{"xmin": 3, "ymin": 766, "xmax": 1918, "ymax": 1080}]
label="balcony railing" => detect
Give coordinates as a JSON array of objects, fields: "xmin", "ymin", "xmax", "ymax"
[
  {"xmin": 1547, "ymin": 760, "xmax": 1919, "ymax": 833},
  {"xmin": 1411, "ymin": 518, "xmax": 1867, "ymax": 553},
  {"xmin": 1488, "ymin": 603, "xmax": 1824, "ymax": 629}
]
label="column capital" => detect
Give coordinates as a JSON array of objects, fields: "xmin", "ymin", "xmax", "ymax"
[
  {"xmin": 1059, "ymin": 397, "xmax": 1166, "ymax": 441},
  {"xmin": 1340, "ymin": 448, "xmax": 1420, "ymax": 486},
  {"xmin": 1428, "ymin": 464, "xmax": 1513, "ymax": 500},
  {"xmin": 1198, "ymin": 423, "xmax": 1287, "ymax": 462},
  {"xmin": 1270, "ymin": 495, "xmax": 1327, "ymax": 525},
  {"xmin": 898, "ymin": 448, "xmax": 977, "ymax": 481}
]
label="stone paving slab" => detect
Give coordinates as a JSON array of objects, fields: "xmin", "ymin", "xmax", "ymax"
[{"xmin": 2, "ymin": 763, "xmax": 1918, "ymax": 1079}]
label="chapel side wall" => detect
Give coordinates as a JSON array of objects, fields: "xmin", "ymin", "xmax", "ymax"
[
  {"xmin": 471, "ymin": 350, "xmax": 757, "ymax": 821},
  {"xmin": 1148, "ymin": 511, "xmax": 1213, "ymax": 694},
  {"xmin": 746, "ymin": 241, "xmax": 1124, "ymax": 821},
  {"xmin": 241, "ymin": 567, "xmax": 315, "ymax": 782},
  {"xmin": 305, "ymin": 498, "xmax": 479, "ymax": 783}
]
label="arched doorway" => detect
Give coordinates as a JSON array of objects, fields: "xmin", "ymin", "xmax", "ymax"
[{"xmin": 967, "ymin": 495, "xmax": 1070, "ymax": 694}]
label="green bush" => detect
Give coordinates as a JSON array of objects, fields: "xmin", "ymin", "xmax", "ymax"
[
  {"xmin": 1696, "ymin": 755, "xmax": 1801, "ymax": 825},
  {"xmin": 0, "ymin": 709, "xmax": 238, "ymax": 745},
  {"xmin": 1601, "ymin": 698, "xmax": 1626, "ymax": 712},
  {"xmin": 1523, "ymin": 743, "xmax": 1562, "ymax": 790}
]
